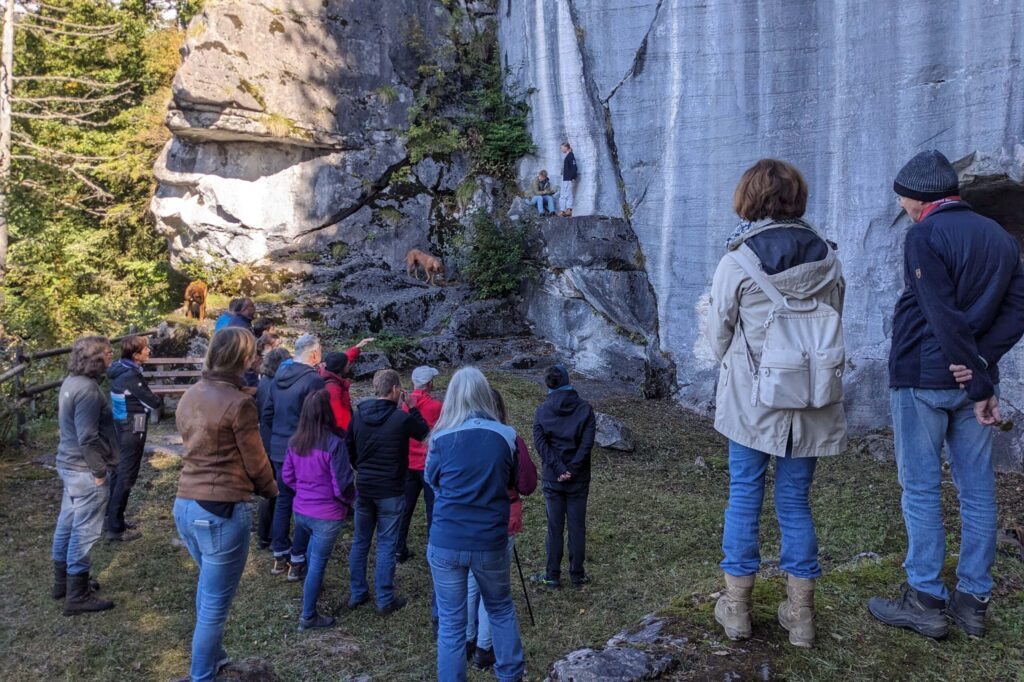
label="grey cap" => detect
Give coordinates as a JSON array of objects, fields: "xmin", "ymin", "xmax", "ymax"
[
  {"xmin": 893, "ymin": 150, "xmax": 959, "ymax": 202},
  {"xmin": 411, "ymin": 365, "xmax": 439, "ymax": 387}
]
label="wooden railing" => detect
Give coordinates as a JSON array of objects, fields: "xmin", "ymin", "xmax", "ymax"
[{"xmin": 143, "ymin": 357, "xmax": 205, "ymax": 396}]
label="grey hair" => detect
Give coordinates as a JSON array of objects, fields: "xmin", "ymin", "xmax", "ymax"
[
  {"xmin": 431, "ymin": 367, "xmax": 497, "ymax": 439},
  {"xmin": 293, "ymin": 333, "xmax": 321, "ymax": 362}
]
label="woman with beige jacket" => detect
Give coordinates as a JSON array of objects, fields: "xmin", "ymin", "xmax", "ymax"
[{"xmin": 706, "ymin": 159, "xmax": 846, "ymax": 648}]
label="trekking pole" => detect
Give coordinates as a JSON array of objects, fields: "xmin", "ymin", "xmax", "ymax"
[{"xmin": 512, "ymin": 545, "xmax": 536, "ymax": 627}]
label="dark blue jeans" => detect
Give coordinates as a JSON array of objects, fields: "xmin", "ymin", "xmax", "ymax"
[
  {"xmin": 349, "ymin": 494, "xmax": 405, "ymax": 609},
  {"xmin": 397, "ymin": 468, "xmax": 435, "ymax": 557},
  {"xmin": 721, "ymin": 440, "xmax": 820, "ymax": 579},
  {"xmin": 294, "ymin": 513, "xmax": 345, "ymax": 620},
  {"xmin": 543, "ymin": 483, "xmax": 589, "ymax": 583},
  {"xmin": 270, "ymin": 460, "xmax": 309, "ymax": 562}
]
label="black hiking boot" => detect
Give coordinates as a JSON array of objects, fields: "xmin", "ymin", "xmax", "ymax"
[
  {"xmin": 465, "ymin": 639, "xmax": 476, "ymax": 662},
  {"xmin": 63, "ymin": 573, "xmax": 114, "ymax": 616},
  {"xmin": 868, "ymin": 583, "xmax": 948, "ymax": 639},
  {"xmin": 947, "ymin": 589, "xmax": 989, "ymax": 637},
  {"xmin": 271, "ymin": 555, "xmax": 289, "ymax": 575},
  {"xmin": 298, "ymin": 612, "xmax": 337, "ymax": 631},
  {"xmin": 471, "ymin": 646, "xmax": 496, "ymax": 670},
  {"xmin": 376, "ymin": 595, "xmax": 408, "ymax": 616},
  {"xmin": 52, "ymin": 561, "xmax": 99, "ymax": 600},
  {"xmin": 286, "ymin": 560, "xmax": 307, "ymax": 582}
]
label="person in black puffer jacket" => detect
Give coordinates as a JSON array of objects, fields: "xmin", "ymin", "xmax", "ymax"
[
  {"xmin": 105, "ymin": 335, "xmax": 163, "ymax": 542},
  {"xmin": 345, "ymin": 369, "xmax": 429, "ymax": 614},
  {"xmin": 532, "ymin": 365, "xmax": 595, "ymax": 589}
]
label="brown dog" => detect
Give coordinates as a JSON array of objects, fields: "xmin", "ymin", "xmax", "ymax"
[
  {"xmin": 183, "ymin": 280, "xmax": 208, "ymax": 322},
  {"xmin": 405, "ymin": 249, "xmax": 445, "ymax": 286}
]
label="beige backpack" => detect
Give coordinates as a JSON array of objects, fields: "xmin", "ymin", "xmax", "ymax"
[{"xmin": 729, "ymin": 248, "xmax": 845, "ymax": 410}]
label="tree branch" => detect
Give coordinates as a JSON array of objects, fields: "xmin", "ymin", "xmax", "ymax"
[
  {"xmin": 13, "ymin": 153, "xmax": 114, "ymax": 201},
  {"xmin": 12, "ymin": 110, "xmax": 109, "ymax": 127},
  {"xmin": 16, "ymin": 179, "xmax": 108, "ymax": 217},
  {"xmin": 17, "ymin": 89, "xmax": 134, "ymax": 105},
  {"xmin": 11, "ymin": 131, "xmax": 118, "ymax": 162},
  {"xmin": 13, "ymin": 75, "xmax": 131, "ymax": 89},
  {"xmin": 16, "ymin": 21, "xmax": 119, "ymax": 39},
  {"xmin": 16, "ymin": 10, "xmax": 120, "ymax": 32}
]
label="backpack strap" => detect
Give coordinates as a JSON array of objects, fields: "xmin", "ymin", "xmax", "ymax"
[{"xmin": 729, "ymin": 247, "xmax": 787, "ymax": 308}]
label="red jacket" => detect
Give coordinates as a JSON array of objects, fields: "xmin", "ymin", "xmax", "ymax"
[
  {"xmin": 403, "ymin": 388, "xmax": 443, "ymax": 470},
  {"xmin": 508, "ymin": 435, "xmax": 538, "ymax": 536},
  {"xmin": 319, "ymin": 346, "xmax": 361, "ymax": 431}
]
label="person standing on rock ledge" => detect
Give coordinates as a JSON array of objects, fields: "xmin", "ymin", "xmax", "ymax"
[
  {"xmin": 557, "ymin": 142, "xmax": 577, "ymax": 217},
  {"xmin": 869, "ymin": 150, "xmax": 1024, "ymax": 640},
  {"xmin": 707, "ymin": 159, "xmax": 846, "ymax": 649}
]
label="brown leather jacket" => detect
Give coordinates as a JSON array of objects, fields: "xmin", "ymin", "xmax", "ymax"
[{"xmin": 175, "ymin": 372, "xmax": 278, "ymax": 502}]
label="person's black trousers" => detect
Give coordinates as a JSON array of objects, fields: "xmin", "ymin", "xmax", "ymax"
[
  {"xmin": 105, "ymin": 421, "xmax": 147, "ymax": 535},
  {"xmin": 543, "ymin": 482, "xmax": 590, "ymax": 584},
  {"xmin": 257, "ymin": 495, "xmax": 275, "ymax": 546},
  {"xmin": 396, "ymin": 468, "xmax": 434, "ymax": 557}
]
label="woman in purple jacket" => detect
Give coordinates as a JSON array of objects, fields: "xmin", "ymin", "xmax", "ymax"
[{"xmin": 282, "ymin": 390, "xmax": 356, "ymax": 630}]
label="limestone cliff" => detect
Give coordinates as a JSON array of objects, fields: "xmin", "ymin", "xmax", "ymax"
[{"xmin": 499, "ymin": 0, "xmax": 1024, "ymax": 469}]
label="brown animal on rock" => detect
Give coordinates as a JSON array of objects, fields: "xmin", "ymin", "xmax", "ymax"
[
  {"xmin": 183, "ymin": 280, "xmax": 208, "ymax": 322},
  {"xmin": 405, "ymin": 249, "xmax": 446, "ymax": 286}
]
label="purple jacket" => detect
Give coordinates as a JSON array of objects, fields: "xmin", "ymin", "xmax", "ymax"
[{"xmin": 282, "ymin": 433, "xmax": 356, "ymax": 521}]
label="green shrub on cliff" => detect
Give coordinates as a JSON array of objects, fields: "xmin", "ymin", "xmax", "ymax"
[{"xmin": 463, "ymin": 211, "xmax": 534, "ymax": 299}]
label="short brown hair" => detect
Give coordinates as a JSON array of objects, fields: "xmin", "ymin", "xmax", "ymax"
[
  {"xmin": 373, "ymin": 369, "xmax": 401, "ymax": 397},
  {"xmin": 732, "ymin": 159, "xmax": 808, "ymax": 221},
  {"xmin": 205, "ymin": 327, "xmax": 256, "ymax": 376},
  {"xmin": 120, "ymin": 335, "xmax": 149, "ymax": 360},
  {"xmin": 67, "ymin": 336, "xmax": 110, "ymax": 379}
]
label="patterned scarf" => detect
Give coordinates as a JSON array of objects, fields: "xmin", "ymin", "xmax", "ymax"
[{"xmin": 724, "ymin": 217, "xmax": 809, "ymax": 250}]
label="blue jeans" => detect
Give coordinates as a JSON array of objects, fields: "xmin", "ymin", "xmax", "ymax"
[
  {"xmin": 467, "ymin": 536, "xmax": 515, "ymax": 650},
  {"xmin": 891, "ymin": 388, "xmax": 997, "ymax": 599},
  {"xmin": 348, "ymin": 495, "xmax": 404, "ymax": 609},
  {"xmin": 173, "ymin": 498, "xmax": 250, "ymax": 682},
  {"xmin": 52, "ymin": 469, "xmax": 110, "ymax": 575},
  {"xmin": 270, "ymin": 460, "xmax": 309, "ymax": 562},
  {"xmin": 295, "ymin": 513, "xmax": 345, "ymax": 620},
  {"xmin": 531, "ymin": 195, "xmax": 555, "ymax": 214},
  {"xmin": 429, "ymin": 544, "xmax": 525, "ymax": 682},
  {"xmin": 721, "ymin": 440, "xmax": 821, "ymax": 579}
]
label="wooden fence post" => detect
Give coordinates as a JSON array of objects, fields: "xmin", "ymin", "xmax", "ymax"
[{"xmin": 13, "ymin": 344, "xmax": 25, "ymax": 443}]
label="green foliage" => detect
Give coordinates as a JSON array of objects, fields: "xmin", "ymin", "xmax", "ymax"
[
  {"xmin": 0, "ymin": 0, "xmax": 185, "ymax": 344},
  {"xmin": 463, "ymin": 211, "xmax": 535, "ymax": 299},
  {"xmin": 374, "ymin": 85, "xmax": 398, "ymax": 105},
  {"xmin": 329, "ymin": 242, "xmax": 349, "ymax": 260}
]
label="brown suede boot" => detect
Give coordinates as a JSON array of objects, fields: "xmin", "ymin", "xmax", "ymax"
[
  {"xmin": 778, "ymin": 575, "xmax": 815, "ymax": 647},
  {"xmin": 714, "ymin": 573, "xmax": 754, "ymax": 640},
  {"xmin": 63, "ymin": 573, "xmax": 114, "ymax": 616}
]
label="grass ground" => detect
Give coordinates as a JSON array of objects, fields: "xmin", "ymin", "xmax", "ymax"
[{"xmin": 0, "ymin": 372, "xmax": 1022, "ymax": 681}]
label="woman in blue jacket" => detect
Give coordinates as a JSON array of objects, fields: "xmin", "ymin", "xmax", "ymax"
[{"xmin": 426, "ymin": 367, "xmax": 525, "ymax": 682}]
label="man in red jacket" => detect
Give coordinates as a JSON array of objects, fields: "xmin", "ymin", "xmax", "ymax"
[
  {"xmin": 319, "ymin": 337, "xmax": 374, "ymax": 431},
  {"xmin": 396, "ymin": 365, "xmax": 444, "ymax": 563}
]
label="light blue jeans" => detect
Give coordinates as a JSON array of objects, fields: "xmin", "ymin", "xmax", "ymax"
[
  {"xmin": 349, "ymin": 494, "xmax": 405, "ymax": 609},
  {"xmin": 52, "ymin": 469, "xmax": 110, "ymax": 575},
  {"xmin": 174, "ymin": 498, "xmax": 250, "ymax": 682},
  {"xmin": 467, "ymin": 536, "xmax": 515, "ymax": 649},
  {"xmin": 531, "ymin": 195, "xmax": 555, "ymax": 214},
  {"xmin": 294, "ymin": 513, "xmax": 345, "ymax": 620},
  {"xmin": 891, "ymin": 387, "xmax": 997, "ymax": 599},
  {"xmin": 429, "ymin": 544, "xmax": 524, "ymax": 682},
  {"xmin": 721, "ymin": 440, "xmax": 821, "ymax": 579}
]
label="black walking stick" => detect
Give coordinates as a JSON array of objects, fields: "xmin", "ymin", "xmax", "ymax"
[{"xmin": 512, "ymin": 545, "xmax": 536, "ymax": 627}]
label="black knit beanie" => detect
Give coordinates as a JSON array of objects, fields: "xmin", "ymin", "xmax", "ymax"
[
  {"xmin": 893, "ymin": 150, "xmax": 959, "ymax": 202},
  {"xmin": 323, "ymin": 351, "xmax": 349, "ymax": 375}
]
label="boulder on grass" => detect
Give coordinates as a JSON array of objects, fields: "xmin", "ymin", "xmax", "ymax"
[{"xmin": 595, "ymin": 412, "xmax": 635, "ymax": 452}]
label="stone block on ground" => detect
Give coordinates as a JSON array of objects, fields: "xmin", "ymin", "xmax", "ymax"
[
  {"xmin": 595, "ymin": 412, "xmax": 636, "ymax": 452},
  {"xmin": 350, "ymin": 351, "xmax": 392, "ymax": 381},
  {"xmin": 547, "ymin": 646, "xmax": 678, "ymax": 682}
]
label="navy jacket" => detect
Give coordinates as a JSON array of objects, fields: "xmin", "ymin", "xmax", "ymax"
[
  {"xmin": 223, "ymin": 313, "xmax": 254, "ymax": 333},
  {"xmin": 890, "ymin": 201, "xmax": 1024, "ymax": 401},
  {"xmin": 533, "ymin": 388, "xmax": 595, "ymax": 491},
  {"xmin": 426, "ymin": 413, "xmax": 518, "ymax": 552},
  {"xmin": 562, "ymin": 151, "xmax": 578, "ymax": 182},
  {"xmin": 260, "ymin": 361, "xmax": 326, "ymax": 463},
  {"xmin": 346, "ymin": 399, "xmax": 429, "ymax": 499},
  {"xmin": 107, "ymin": 359, "xmax": 163, "ymax": 421}
]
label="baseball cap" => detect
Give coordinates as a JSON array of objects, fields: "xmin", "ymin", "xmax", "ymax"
[{"xmin": 411, "ymin": 365, "xmax": 439, "ymax": 387}]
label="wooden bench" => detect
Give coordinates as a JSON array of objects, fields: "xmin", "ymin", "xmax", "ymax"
[{"xmin": 144, "ymin": 358, "xmax": 204, "ymax": 396}]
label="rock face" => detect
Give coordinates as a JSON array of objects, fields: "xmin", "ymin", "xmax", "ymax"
[
  {"xmin": 524, "ymin": 216, "xmax": 676, "ymax": 397},
  {"xmin": 499, "ymin": 1, "xmax": 1024, "ymax": 469}
]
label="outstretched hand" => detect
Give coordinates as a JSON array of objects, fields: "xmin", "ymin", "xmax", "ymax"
[
  {"xmin": 949, "ymin": 364, "xmax": 972, "ymax": 388},
  {"xmin": 974, "ymin": 396, "xmax": 1001, "ymax": 426},
  {"xmin": 356, "ymin": 337, "xmax": 375, "ymax": 349}
]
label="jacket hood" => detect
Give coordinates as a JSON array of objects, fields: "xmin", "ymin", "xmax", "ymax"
[
  {"xmin": 107, "ymin": 359, "xmax": 140, "ymax": 381},
  {"xmin": 318, "ymin": 367, "xmax": 347, "ymax": 385},
  {"xmin": 275, "ymin": 362, "xmax": 318, "ymax": 389},
  {"xmin": 545, "ymin": 388, "xmax": 585, "ymax": 416},
  {"xmin": 358, "ymin": 398, "xmax": 397, "ymax": 426},
  {"xmin": 733, "ymin": 220, "xmax": 840, "ymax": 300}
]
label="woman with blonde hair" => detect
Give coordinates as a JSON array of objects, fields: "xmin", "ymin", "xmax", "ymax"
[
  {"xmin": 707, "ymin": 159, "xmax": 846, "ymax": 648},
  {"xmin": 426, "ymin": 367, "xmax": 525, "ymax": 682},
  {"xmin": 173, "ymin": 327, "xmax": 278, "ymax": 681}
]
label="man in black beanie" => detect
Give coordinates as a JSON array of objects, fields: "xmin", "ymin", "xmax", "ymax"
[
  {"xmin": 869, "ymin": 150, "xmax": 1024, "ymax": 639},
  {"xmin": 532, "ymin": 364, "xmax": 595, "ymax": 588}
]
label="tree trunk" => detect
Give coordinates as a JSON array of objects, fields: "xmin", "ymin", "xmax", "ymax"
[{"xmin": 0, "ymin": 0, "xmax": 14, "ymax": 280}]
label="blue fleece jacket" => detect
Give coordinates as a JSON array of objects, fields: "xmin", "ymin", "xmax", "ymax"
[
  {"xmin": 889, "ymin": 201, "xmax": 1024, "ymax": 401},
  {"xmin": 426, "ymin": 413, "xmax": 518, "ymax": 552}
]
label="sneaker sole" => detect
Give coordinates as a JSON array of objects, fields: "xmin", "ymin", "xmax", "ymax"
[{"xmin": 868, "ymin": 604, "xmax": 948, "ymax": 639}]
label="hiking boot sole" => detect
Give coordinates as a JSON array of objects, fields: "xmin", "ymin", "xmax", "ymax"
[{"xmin": 868, "ymin": 601, "xmax": 948, "ymax": 639}]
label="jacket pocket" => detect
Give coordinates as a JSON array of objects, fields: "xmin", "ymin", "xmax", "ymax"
[
  {"xmin": 758, "ymin": 349, "xmax": 811, "ymax": 409},
  {"xmin": 810, "ymin": 347, "xmax": 845, "ymax": 408}
]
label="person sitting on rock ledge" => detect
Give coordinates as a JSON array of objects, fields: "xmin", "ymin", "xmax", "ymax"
[{"xmin": 528, "ymin": 169, "xmax": 557, "ymax": 215}]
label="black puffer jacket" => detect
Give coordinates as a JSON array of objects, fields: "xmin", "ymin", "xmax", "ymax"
[
  {"xmin": 533, "ymin": 388, "xmax": 595, "ymax": 491},
  {"xmin": 346, "ymin": 399, "xmax": 429, "ymax": 499}
]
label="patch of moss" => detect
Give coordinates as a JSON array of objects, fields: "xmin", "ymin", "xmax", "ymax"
[
  {"xmin": 330, "ymin": 242, "xmax": 349, "ymax": 260},
  {"xmin": 374, "ymin": 85, "xmax": 398, "ymax": 105},
  {"xmin": 269, "ymin": 18, "xmax": 285, "ymax": 34},
  {"xmin": 291, "ymin": 250, "xmax": 320, "ymax": 262},
  {"xmin": 237, "ymin": 78, "xmax": 266, "ymax": 109},
  {"xmin": 377, "ymin": 207, "xmax": 403, "ymax": 225},
  {"xmin": 262, "ymin": 113, "xmax": 298, "ymax": 137}
]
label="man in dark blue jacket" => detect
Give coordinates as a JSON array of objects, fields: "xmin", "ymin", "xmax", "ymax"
[
  {"xmin": 260, "ymin": 333, "xmax": 325, "ymax": 579},
  {"xmin": 532, "ymin": 365, "xmax": 596, "ymax": 588},
  {"xmin": 870, "ymin": 150, "xmax": 1024, "ymax": 640},
  {"xmin": 104, "ymin": 335, "xmax": 163, "ymax": 542}
]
